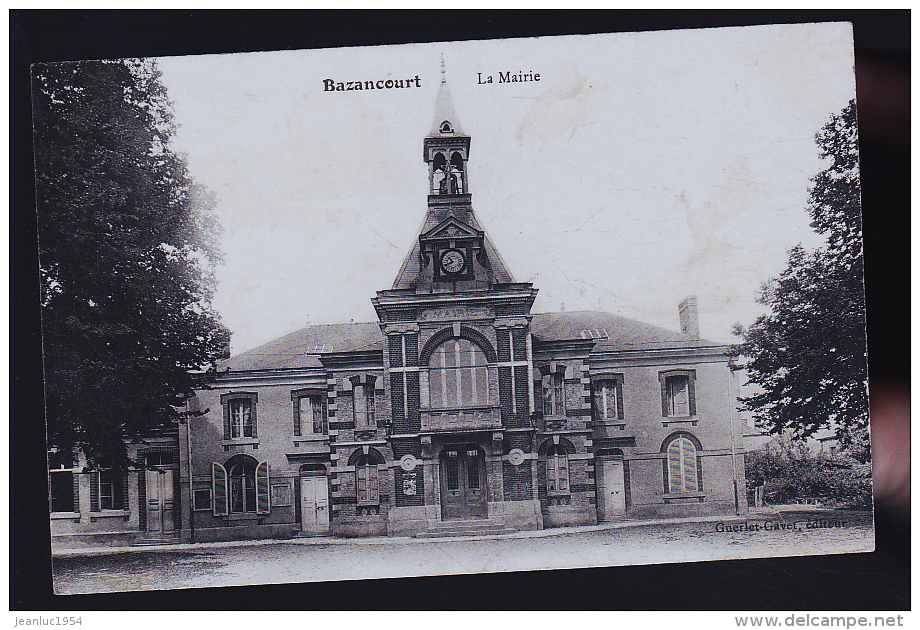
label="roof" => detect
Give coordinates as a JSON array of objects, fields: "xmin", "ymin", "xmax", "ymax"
[
  {"xmin": 429, "ymin": 77, "xmax": 464, "ymax": 136},
  {"xmin": 222, "ymin": 310, "xmax": 723, "ymax": 374},
  {"xmin": 529, "ymin": 310, "xmax": 722, "ymax": 351},
  {"xmin": 222, "ymin": 322, "xmax": 383, "ymax": 372},
  {"xmin": 391, "ymin": 205, "xmax": 515, "ymax": 289}
]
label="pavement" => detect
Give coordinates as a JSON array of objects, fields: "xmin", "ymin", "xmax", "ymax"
[
  {"xmin": 52, "ymin": 505, "xmax": 853, "ymax": 558},
  {"xmin": 50, "ymin": 507, "xmax": 875, "ymax": 595},
  {"xmin": 53, "ymin": 512, "xmax": 761, "ymax": 557}
]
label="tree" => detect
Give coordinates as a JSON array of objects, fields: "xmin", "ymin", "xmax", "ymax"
[
  {"xmin": 731, "ymin": 100, "xmax": 868, "ymax": 451},
  {"xmin": 32, "ymin": 59, "xmax": 229, "ymax": 467}
]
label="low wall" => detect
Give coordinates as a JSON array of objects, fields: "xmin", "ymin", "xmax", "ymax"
[
  {"xmin": 543, "ymin": 503, "xmax": 595, "ymax": 528},
  {"xmin": 333, "ymin": 515, "xmax": 387, "ymax": 538}
]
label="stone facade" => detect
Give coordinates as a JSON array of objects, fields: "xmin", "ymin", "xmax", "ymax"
[{"xmin": 51, "ymin": 76, "xmax": 747, "ymax": 547}]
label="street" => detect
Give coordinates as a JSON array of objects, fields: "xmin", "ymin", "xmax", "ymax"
[{"xmin": 52, "ymin": 510, "xmax": 874, "ymax": 595}]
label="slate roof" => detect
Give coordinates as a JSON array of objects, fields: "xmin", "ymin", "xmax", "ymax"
[
  {"xmin": 223, "ymin": 322, "xmax": 383, "ymax": 372},
  {"xmin": 529, "ymin": 311, "xmax": 722, "ymax": 351},
  {"xmin": 391, "ymin": 206, "xmax": 515, "ymax": 290},
  {"xmin": 222, "ymin": 311, "xmax": 723, "ymax": 374},
  {"xmin": 429, "ymin": 78, "xmax": 465, "ymax": 136}
]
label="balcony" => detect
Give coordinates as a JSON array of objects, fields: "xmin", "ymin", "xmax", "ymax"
[{"xmin": 420, "ymin": 406, "xmax": 502, "ymax": 433}]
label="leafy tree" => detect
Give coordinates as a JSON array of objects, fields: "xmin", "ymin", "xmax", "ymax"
[
  {"xmin": 33, "ymin": 59, "xmax": 229, "ymax": 467},
  {"xmin": 731, "ymin": 100, "xmax": 868, "ymax": 450},
  {"xmin": 745, "ymin": 441, "xmax": 872, "ymax": 508}
]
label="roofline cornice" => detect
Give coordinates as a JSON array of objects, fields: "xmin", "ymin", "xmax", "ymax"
[
  {"xmin": 372, "ymin": 286, "xmax": 538, "ymax": 315},
  {"xmin": 589, "ymin": 344, "xmax": 731, "ymax": 362}
]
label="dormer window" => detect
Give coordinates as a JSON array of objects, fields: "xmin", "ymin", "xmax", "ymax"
[{"xmin": 440, "ymin": 120, "xmax": 453, "ymax": 133}]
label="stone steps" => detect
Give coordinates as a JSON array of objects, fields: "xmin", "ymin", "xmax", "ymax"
[
  {"xmin": 132, "ymin": 533, "xmax": 181, "ymax": 547},
  {"xmin": 415, "ymin": 519, "xmax": 517, "ymax": 539}
]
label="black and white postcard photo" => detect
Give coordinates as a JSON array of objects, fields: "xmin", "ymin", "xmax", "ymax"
[{"xmin": 29, "ymin": 20, "xmax": 882, "ymax": 598}]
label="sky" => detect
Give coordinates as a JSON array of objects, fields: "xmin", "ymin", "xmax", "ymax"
[{"xmin": 157, "ymin": 23, "xmax": 856, "ymax": 354}]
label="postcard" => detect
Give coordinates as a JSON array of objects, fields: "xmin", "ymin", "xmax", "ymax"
[{"xmin": 33, "ymin": 22, "xmax": 873, "ymax": 595}]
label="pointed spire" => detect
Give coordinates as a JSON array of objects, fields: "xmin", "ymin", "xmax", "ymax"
[{"xmin": 429, "ymin": 58, "xmax": 464, "ymax": 137}]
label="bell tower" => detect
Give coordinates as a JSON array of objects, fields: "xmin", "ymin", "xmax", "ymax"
[
  {"xmin": 390, "ymin": 62, "xmax": 515, "ymax": 295},
  {"xmin": 424, "ymin": 60, "xmax": 471, "ymax": 197}
]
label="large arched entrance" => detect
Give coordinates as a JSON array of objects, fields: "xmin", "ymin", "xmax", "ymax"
[{"xmin": 440, "ymin": 444, "xmax": 487, "ymax": 520}]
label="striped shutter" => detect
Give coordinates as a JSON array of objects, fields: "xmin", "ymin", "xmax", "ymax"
[
  {"xmin": 688, "ymin": 373, "xmax": 697, "ymax": 416},
  {"xmin": 660, "ymin": 375, "xmax": 669, "ymax": 417},
  {"xmin": 368, "ymin": 465, "xmax": 379, "ymax": 504},
  {"xmin": 558, "ymin": 455, "xmax": 569, "ymax": 492},
  {"xmin": 212, "ymin": 462, "xmax": 229, "ymax": 516},
  {"xmin": 90, "ymin": 472, "xmax": 100, "ymax": 512},
  {"xmin": 615, "ymin": 378, "xmax": 625, "ymax": 420},
  {"xmin": 255, "ymin": 461, "xmax": 270, "ymax": 514}
]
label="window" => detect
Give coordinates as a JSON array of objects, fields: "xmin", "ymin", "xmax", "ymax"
[
  {"xmin": 366, "ymin": 387, "xmax": 376, "ymax": 427},
  {"xmin": 352, "ymin": 377, "xmax": 377, "ymax": 429},
  {"xmin": 660, "ymin": 371, "xmax": 696, "ymax": 417},
  {"xmin": 95, "ymin": 467, "xmax": 126, "ymax": 511},
  {"xmin": 542, "ymin": 372, "xmax": 565, "ymax": 417},
  {"xmin": 229, "ymin": 458, "xmax": 257, "ymax": 513},
  {"xmin": 295, "ymin": 394, "xmax": 326, "ymax": 436},
  {"xmin": 595, "ymin": 377, "xmax": 623, "ymax": 422},
  {"xmin": 221, "ymin": 392, "xmax": 258, "ymax": 440},
  {"xmin": 48, "ymin": 449, "xmax": 76, "ymax": 513},
  {"xmin": 429, "ymin": 338, "xmax": 489, "ymax": 409},
  {"xmin": 545, "ymin": 444, "xmax": 570, "ymax": 494},
  {"xmin": 665, "ymin": 435, "xmax": 700, "ymax": 493},
  {"xmin": 213, "ymin": 457, "xmax": 269, "ymax": 516},
  {"xmin": 355, "ymin": 455, "xmax": 379, "ymax": 505},
  {"xmin": 230, "ymin": 399, "xmax": 253, "ymax": 438}
]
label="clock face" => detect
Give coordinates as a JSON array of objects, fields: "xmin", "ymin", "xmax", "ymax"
[{"xmin": 441, "ymin": 249, "xmax": 465, "ymax": 274}]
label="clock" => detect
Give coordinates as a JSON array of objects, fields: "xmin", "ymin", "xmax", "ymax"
[{"xmin": 440, "ymin": 249, "xmax": 465, "ymax": 274}]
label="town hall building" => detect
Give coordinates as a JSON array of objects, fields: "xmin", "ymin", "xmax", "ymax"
[{"xmin": 49, "ymin": 74, "xmax": 748, "ymax": 547}]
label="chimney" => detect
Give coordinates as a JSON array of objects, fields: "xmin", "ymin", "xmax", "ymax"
[{"xmin": 679, "ymin": 296, "xmax": 700, "ymax": 338}]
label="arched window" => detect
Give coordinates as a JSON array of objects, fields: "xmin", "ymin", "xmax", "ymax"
[
  {"xmin": 440, "ymin": 120, "xmax": 454, "ymax": 133},
  {"xmin": 665, "ymin": 435, "xmax": 700, "ymax": 493},
  {"xmin": 544, "ymin": 444, "xmax": 570, "ymax": 495},
  {"xmin": 354, "ymin": 454, "xmax": 380, "ymax": 506},
  {"xmin": 228, "ymin": 457, "xmax": 257, "ymax": 513},
  {"xmin": 428, "ymin": 338, "xmax": 489, "ymax": 409}
]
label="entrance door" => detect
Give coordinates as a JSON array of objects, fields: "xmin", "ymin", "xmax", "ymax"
[
  {"xmin": 300, "ymin": 475, "xmax": 330, "ymax": 535},
  {"xmin": 440, "ymin": 445, "xmax": 487, "ymax": 520},
  {"xmin": 597, "ymin": 457, "xmax": 626, "ymax": 521},
  {"xmin": 146, "ymin": 468, "xmax": 175, "ymax": 534}
]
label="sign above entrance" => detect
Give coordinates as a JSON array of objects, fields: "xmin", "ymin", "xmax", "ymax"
[{"xmin": 419, "ymin": 306, "xmax": 492, "ymax": 322}]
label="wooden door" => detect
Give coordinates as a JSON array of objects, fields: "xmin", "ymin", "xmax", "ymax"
[
  {"xmin": 440, "ymin": 445, "xmax": 487, "ymax": 520},
  {"xmin": 598, "ymin": 458, "xmax": 626, "ymax": 521},
  {"xmin": 300, "ymin": 475, "xmax": 329, "ymax": 535},
  {"xmin": 146, "ymin": 468, "xmax": 175, "ymax": 534}
]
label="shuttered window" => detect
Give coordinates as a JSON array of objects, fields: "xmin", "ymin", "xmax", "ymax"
[
  {"xmin": 542, "ymin": 373, "xmax": 565, "ymax": 416},
  {"xmin": 212, "ymin": 462, "xmax": 229, "ymax": 516},
  {"xmin": 666, "ymin": 436, "xmax": 699, "ymax": 493},
  {"xmin": 545, "ymin": 445, "xmax": 570, "ymax": 494},
  {"xmin": 49, "ymin": 449, "xmax": 76, "ymax": 513},
  {"xmin": 356, "ymin": 456, "xmax": 379, "ymax": 505},
  {"xmin": 660, "ymin": 371, "xmax": 696, "ymax": 417},
  {"xmin": 595, "ymin": 378, "xmax": 624, "ymax": 421},
  {"xmin": 229, "ymin": 399, "xmax": 254, "ymax": 438},
  {"xmin": 297, "ymin": 395, "xmax": 326, "ymax": 435}
]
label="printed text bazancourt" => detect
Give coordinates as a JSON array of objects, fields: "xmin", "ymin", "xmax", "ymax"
[{"xmin": 323, "ymin": 75, "xmax": 421, "ymax": 92}]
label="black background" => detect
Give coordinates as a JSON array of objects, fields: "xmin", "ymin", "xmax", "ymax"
[{"xmin": 10, "ymin": 11, "xmax": 909, "ymax": 610}]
